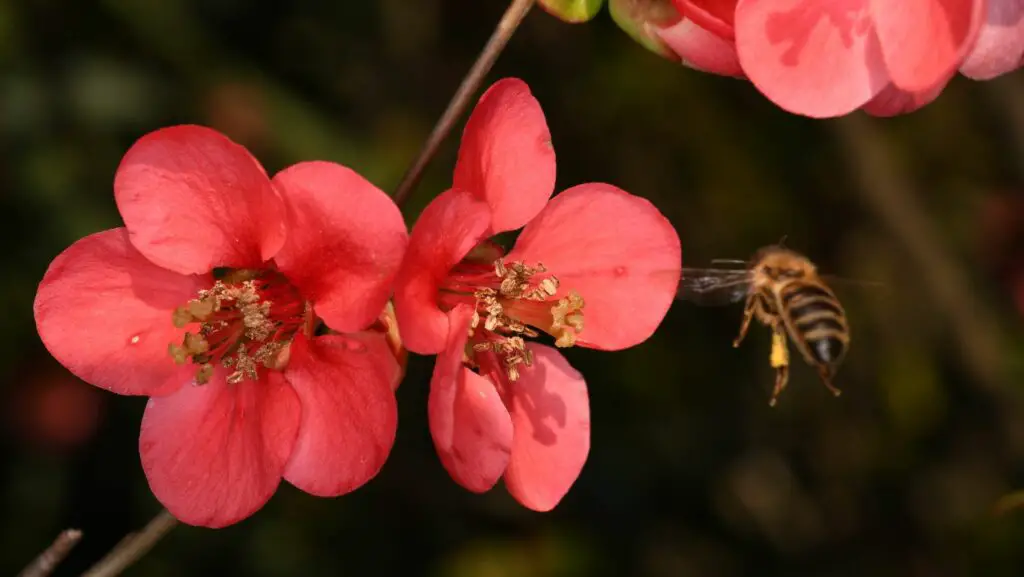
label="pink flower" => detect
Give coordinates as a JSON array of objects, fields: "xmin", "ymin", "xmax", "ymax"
[
  {"xmin": 657, "ymin": 0, "xmax": 990, "ymax": 118},
  {"xmin": 960, "ymin": 0, "xmax": 1024, "ymax": 80},
  {"xmin": 652, "ymin": 2, "xmax": 745, "ymax": 76},
  {"xmin": 393, "ymin": 79, "xmax": 681, "ymax": 511},
  {"xmin": 34, "ymin": 126, "xmax": 409, "ymax": 527}
]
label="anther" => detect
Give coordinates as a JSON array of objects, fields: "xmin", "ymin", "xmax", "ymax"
[{"xmin": 168, "ymin": 270, "xmax": 307, "ymax": 385}]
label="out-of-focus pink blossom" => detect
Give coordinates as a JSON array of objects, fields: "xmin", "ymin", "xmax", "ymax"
[{"xmin": 652, "ymin": 0, "xmax": 996, "ymax": 117}]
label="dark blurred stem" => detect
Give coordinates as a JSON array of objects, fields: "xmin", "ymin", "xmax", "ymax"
[
  {"xmin": 17, "ymin": 529, "xmax": 83, "ymax": 577},
  {"xmin": 391, "ymin": 0, "xmax": 536, "ymax": 207},
  {"xmin": 831, "ymin": 114, "xmax": 1006, "ymax": 392},
  {"xmin": 81, "ymin": 509, "xmax": 178, "ymax": 577}
]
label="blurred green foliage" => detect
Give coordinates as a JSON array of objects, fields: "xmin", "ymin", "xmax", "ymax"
[{"xmin": 2, "ymin": 1, "xmax": 1024, "ymax": 576}]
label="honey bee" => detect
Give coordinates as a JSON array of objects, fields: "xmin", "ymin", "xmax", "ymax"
[{"xmin": 678, "ymin": 245, "xmax": 851, "ymax": 406}]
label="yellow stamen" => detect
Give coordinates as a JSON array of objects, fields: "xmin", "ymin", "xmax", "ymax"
[{"xmin": 464, "ymin": 258, "xmax": 586, "ymax": 382}]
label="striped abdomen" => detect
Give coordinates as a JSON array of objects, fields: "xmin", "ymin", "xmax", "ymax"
[{"xmin": 777, "ymin": 281, "xmax": 849, "ymax": 369}]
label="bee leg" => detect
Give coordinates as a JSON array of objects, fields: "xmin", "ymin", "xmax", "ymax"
[
  {"xmin": 732, "ymin": 294, "xmax": 756, "ymax": 348},
  {"xmin": 817, "ymin": 365, "xmax": 842, "ymax": 398},
  {"xmin": 768, "ymin": 327, "xmax": 790, "ymax": 407}
]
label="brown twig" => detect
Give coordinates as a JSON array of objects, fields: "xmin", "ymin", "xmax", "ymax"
[
  {"xmin": 17, "ymin": 529, "xmax": 83, "ymax": 577},
  {"xmin": 81, "ymin": 509, "xmax": 178, "ymax": 577},
  {"xmin": 391, "ymin": 0, "xmax": 537, "ymax": 207},
  {"xmin": 830, "ymin": 113, "xmax": 1006, "ymax": 392}
]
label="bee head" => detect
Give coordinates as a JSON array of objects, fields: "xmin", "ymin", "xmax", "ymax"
[{"xmin": 749, "ymin": 245, "xmax": 816, "ymax": 282}]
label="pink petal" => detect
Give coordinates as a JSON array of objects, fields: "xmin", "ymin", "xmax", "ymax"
[
  {"xmin": 393, "ymin": 189, "xmax": 492, "ymax": 354},
  {"xmin": 504, "ymin": 344, "xmax": 590, "ymax": 512},
  {"xmin": 861, "ymin": 76, "xmax": 951, "ymax": 116},
  {"xmin": 960, "ymin": 0, "xmax": 1024, "ymax": 80},
  {"xmin": 657, "ymin": 16, "xmax": 745, "ymax": 76},
  {"xmin": 271, "ymin": 161, "xmax": 409, "ymax": 333},
  {"xmin": 281, "ymin": 333, "xmax": 398, "ymax": 496},
  {"xmin": 734, "ymin": 0, "xmax": 888, "ymax": 118},
  {"xmin": 428, "ymin": 305, "xmax": 513, "ymax": 493},
  {"xmin": 140, "ymin": 370, "xmax": 300, "ymax": 527},
  {"xmin": 114, "ymin": 125, "xmax": 287, "ymax": 275},
  {"xmin": 453, "ymin": 78, "xmax": 556, "ymax": 234},
  {"xmin": 674, "ymin": 0, "xmax": 738, "ymax": 38},
  {"xmin": 869, "ymin": 0, "xmax": 986, "ymax": 91},
  {"xmin": 506, "ymin": 183, "xmax": 681, "ymax": 351},
  {"xmin": 34, "ymin": 228, "xmax": 207, "ymax": 397}
]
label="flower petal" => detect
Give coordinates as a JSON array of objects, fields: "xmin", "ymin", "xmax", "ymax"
[
  {"xmin": 506, "ymin": 183, "xmax": 681, "ymax": 351},
  {"xmin": 674, "ymin": 0, "xmax": 738, "ymax": 38},
  {"xmin": 734, "ymin": 0, "xmax": 888, "ymax": 118},
  {"xmin": 34, "ymin": 228, "xmax": 207, "ymax": 397},
  {"xmin": 504, "ymin": 344, "xmax": 590, "ymax": 512},
  {"xmin": 869, "ymin": 0, "xmax": 985, "ymax": 91},
  {"xmin": 114, "ymin": 125, "xmax": 287, "ymax": 275},
  {"xmin": 453, "ymin": 78, "xmax": 556, "ymax": 234},
  {"xmin": 271, "ymin": 161, "xmax": 409, "ymax": 333},
  {"xmin": 139, "ymin": 370, "xmax": 300, "ymax": 528},
  {"xmin": 393, "ymin": 189, "xmax": 492, "ymax": 354},
  {"xmin": 281, "ymin": 333, "xmax": 398, "ymax": 496},
  {"xmin": 861, "ymin": 76, "xmax": 950, "ymax": 117},
  {"xmin": 960, "ymin": 0, "xmax": 1024, "ymax": 80},
  {"xmin": 657, "ymin": 16, "xmax": 745, "ymax": 76},
  {"xmin": 428, "ymin": 305, "xmax": 513, "ymax": 493}
]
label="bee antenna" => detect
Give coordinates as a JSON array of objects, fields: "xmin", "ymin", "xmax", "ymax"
[{"xmin": 777, "ymin": 235, "xmax": 788, "ymax": 247}]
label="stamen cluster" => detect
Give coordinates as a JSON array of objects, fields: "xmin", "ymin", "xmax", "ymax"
[
  {"xmin": 467, "ymin": 259, "xmax": 584, "ymax": 382},
  {"xmin": 169, "ymin": 270, "xmax": 308, "ymax": 384}
]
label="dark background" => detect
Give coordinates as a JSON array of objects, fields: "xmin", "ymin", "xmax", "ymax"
[{"xmin": 3, "ymin": 1, "xmax": 1024, "ymax": 576}]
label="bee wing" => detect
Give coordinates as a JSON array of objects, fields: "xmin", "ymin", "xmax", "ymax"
[{"xmin": 677, "ymin": 268, "xmax": 753, "ymax": 306}]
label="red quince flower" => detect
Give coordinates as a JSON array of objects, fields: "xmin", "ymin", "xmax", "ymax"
[
  {"xmin": 655, "ymin": 0, "xmax": 990, "ymax": 118},
  {"xmin": 393, "ymin": 79, "xmax": 681, "ymax": 511},
  {"xmin": 34, "ymin": 126, "xmax": 409, "ymax": 528}
]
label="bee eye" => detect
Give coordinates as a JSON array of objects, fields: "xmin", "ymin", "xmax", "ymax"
[{"xmin": 762, "ymin": 266, "xmax": 776, "ymax": 277}]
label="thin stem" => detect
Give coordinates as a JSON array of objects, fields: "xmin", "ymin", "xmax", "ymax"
[
  {"xmin": 391, "ymin": 0, "xmax": 537, "ymax": 207},
  {"xmin": 17, "ymin": 529, "xmax": 83, "ymax": 577},
  {"xmin": 82, "ymin": 509, "xmax": 178, "ymax": 577}
]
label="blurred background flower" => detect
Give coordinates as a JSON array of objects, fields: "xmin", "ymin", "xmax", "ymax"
[{"xmin": 606, "ymin": 0, "xmax": 1024, "ymax": 118}]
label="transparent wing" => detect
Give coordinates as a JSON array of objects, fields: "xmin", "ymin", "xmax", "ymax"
[{"xmin": 677, "ymin": 268, "xmax": 753, "ymax": 306}]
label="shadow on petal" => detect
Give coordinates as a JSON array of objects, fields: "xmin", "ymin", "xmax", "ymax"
[{"xmin": 504, "ymin": 344, "xmax": 590, "ymax": 512}]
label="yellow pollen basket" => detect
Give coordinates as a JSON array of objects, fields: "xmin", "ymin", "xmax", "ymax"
[{"xmin": 466, "ymin": 259, "xmax": 585, "ymax": 382}]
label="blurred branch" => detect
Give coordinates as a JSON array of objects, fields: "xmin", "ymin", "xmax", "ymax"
[
  {"xmin": 17, "ymin": 529, "xmax": 82, "ymax": 577},
  {"xmin": 391, "ymin": 0, "xmax": 537, "ymax": 207},
  {"xmin": 81, "ymin": 509, "xmax": 178, "ymax": 577},
  {"xmin": 831, "ymin": 113, "xmax": 1006, "ymax": 393}
]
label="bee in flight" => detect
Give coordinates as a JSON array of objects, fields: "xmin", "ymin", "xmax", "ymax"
[{"xmin": 678, "ymin": 244, "xmax": 851, "ymax": 407}]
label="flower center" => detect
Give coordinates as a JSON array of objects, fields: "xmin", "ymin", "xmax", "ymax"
[
  {"xmin": 169, "ymin": 269, "xmax": 311, "ymax": 384},
  {"xmin": 440, "ymin": 246, "xmax": 585, "ymax": 383}
]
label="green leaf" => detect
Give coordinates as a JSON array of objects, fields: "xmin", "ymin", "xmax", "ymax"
[
  {"xmin": 608, "ymin": 0, "xmax": 680, "ymax": 59},
  {"xmin": 537, "ymin": 0, "xmax": 605, "ymax": 23}
]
